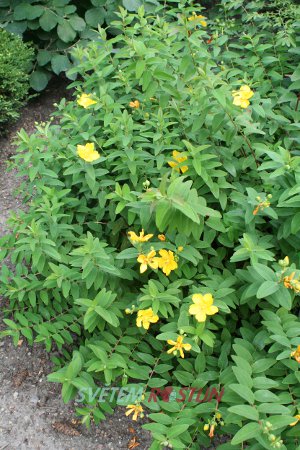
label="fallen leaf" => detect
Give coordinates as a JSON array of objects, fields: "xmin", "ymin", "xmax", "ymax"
[
  {"xmin": 52, "ymin": 421, "xmax": 81, "ymax": 436},
  {"xmin": 12, "ymin": 369, "xmax": 29, "ymax": 387},
  {"xmin": 128, "ymin": 436, "xmax": 140, "ymax": 449}
]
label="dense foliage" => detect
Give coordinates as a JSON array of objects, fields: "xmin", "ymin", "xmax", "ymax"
[
  {"xmin": 0, "ymin": 28, "xmax": 34, "ymax": 132},
  {"xmin": 1, "ymin": 1, "xmax": 300, "ymax": 449},
  {"xmin": 0, "ymin": 0, "xmax": 159, "ymax": 91}
]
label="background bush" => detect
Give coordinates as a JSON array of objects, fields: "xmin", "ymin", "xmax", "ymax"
[
  {"xmin": 0, "ymin": 0, "xmax": 160, "ymax": 91},
  {"xmin": 0, "ymin": 28, "xmax": 34, "ymax": 132},
  {"xmin": 1, "ymin": 2, "xmax": 300, "ymax": 450}
]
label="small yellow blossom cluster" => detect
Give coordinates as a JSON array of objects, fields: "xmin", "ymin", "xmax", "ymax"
[
  {"xmin": 137, "ymin": 249, "xmax": 178, "ymax": 276},
  {"xmin": 253, "ymin": 194, "xmax": 272, "ymax": 215},
  {"xmin": 125, "ymin": 403, "xmax": 144, "ymax": 421},
  {"xmin": 77, "ymin": 93, "xmax": 97, "ymax": 109},
  {"xmin": 128, "ymin": 230, "xmax": 153, "ymax": 243},
  {"xmin": 279, "ymin": 256, "xmax": 300, "ymax": 294},
  {"xmin": 167, "ymin": 335, "xmax": 191, "ymax": 358},
  {"xmin": 127, "ymin": 230, "xmax": 179, "ymax": 276},
  {"xmin": 129, "ymin": 100, "xmax": 140, "ymax": 108},
  {"xmin": 189, "ymin": 293, "xmax": 218, "ymax": 322},
  {"xmin": 283, "ymin": 272, "xmax": 300, "ymax": 293},
  {"xmin": 136, "ymin": 308, "xmax": 159, "ymax": 330},
  {"xmin": 168, "ymin": 150, "xmax": 188, "ymax": 173},
  {"xmin": 76, "ymin": 94, "xmax": 100, "ymax": 162},
  {"xmin": 188, "ymin": 12, "xmax": 207, "ymax": 27},
  {"xmin": 203, "ymin": 412, "xmax": 223, "ymax": 438},
  {"xmin": 291, "ymin": 345, "xmax": 300, "ymax": 363},
  {"xmin": 232, "ymin": 85, "xmax": 254, "ymax": 109},
  {"xmin": 77, "ymin": 143, "xmax": 100, "ymax": 162},
  {"xmin": 262, "ymin": 421, "xmax": 284, "ymax": 448}
]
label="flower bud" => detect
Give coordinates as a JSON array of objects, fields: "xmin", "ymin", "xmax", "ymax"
[
  {"xmin": 282, "ymin": 256, "xmax": 289, "ymax": 266},
  {"xmin": 122, "ymin": 374, "xmax": 128, "ymax": 386}
]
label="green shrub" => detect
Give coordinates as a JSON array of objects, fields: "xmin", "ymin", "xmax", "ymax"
[
  {"xmin": 0, "ymin": 0, "xmax": 160, "ymax": 91},
  {"xmin": 0, "ymin": 28, "xmax": 34, "ymax": 131},
  {"xmin": 1, "ymin": 3, "xmax": 300, "ymax": 450}
]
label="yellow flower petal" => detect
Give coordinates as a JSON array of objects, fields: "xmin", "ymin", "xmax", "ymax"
[
  {"xmin": 202, "ymin": 293, "xmax": 213, "ymax": 306},
  {"xmin": 77, "ymin": 93, "xmax": 97, "ymax": 108},
  {"xmin": 77, "ymin": 143, "xmax": 100, "ymax": 162},
  {"xmin": 192, "ymin": 293, "xmax": 203, "ymax": 304},
  {"xmin": 206, "ymin": 305, "xmax": 219, "ymax": 315},
  {"xmin": 195, "ymin": 311, "xmax": 207, "ymax": 322}
]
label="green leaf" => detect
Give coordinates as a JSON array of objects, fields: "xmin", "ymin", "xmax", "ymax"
[
  {"xmin": 229, "ymin": 384, "xmax": 255, "ymax": 404},
  {"xmin": 167, "ymin": 423, "xmax": 190, "ymax": 438},
  {"xmin": 85, "ymin": 8, "xmax": 105, "ymax": 27},
  {"xmin": 57, "ymin": 20, "xmax": 76, "ymax": 43},
  {"xmin": 30, "ymin": 70, "xmax": 50, "ymax": 91},
  {"xmin": 228, "ymin": 405, "xmax": 259, "ymax": 421},
  {"xmin": 39, "ymin": 9, "xmax": 58, "ymax": 31},
  {"xmin": 123, "ymin": 0, "xmax": 142, "ymax": 12},
  {"xmin": 231, "ymin": 422, "xmax": 261, "ymax": 445},
  {"xmin": 51, "ymin": 54, "xmax": 71, "ymax": 75},
  {"xmin": 69, "ymin": 16, "xmax": 86, "ymax": 32},
  {"xmin": 256, "ymin": 281, "xmax": 279, "ymax": 299},
  {"xmin": 37, "ymin": 50, "xmax": 52, "ymax": 66},
  {"xmin": 14, "ymin": 3, "xmax": 31, "ymax": 20}
]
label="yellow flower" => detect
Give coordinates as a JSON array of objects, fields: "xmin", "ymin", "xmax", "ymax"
[
  {"xmin": 232, "ymin": 85, "xmax": 254, "ymax": 109},
  {"xmin": 189, "ymin": 293, "xmax": 218, "ymax": 322},
  {"xmin": 137, "ymin": 250, "xmax": 159, "ymax": 274},
  {"xmin": 158, "ymin": 234, "xmax": 166, "ymax": 241},
  {"xmin": 167, "ymin": 335, "xmax": 191, "ymax": 358},
  {"xmin": 209, "ymin": 424, "xmax": 215, "ymax": 438},
  {"xmin": 168, "ymin": 150, "xmax": 188, "ymax": 173},
  {"xmin": 203, "ymin": 424, "xmax": 209, "ymax": 431},
  {"xmin": 291, "ymin": 345, "xmax": 300, "ymax": 363},
  {"xmin": 178, "ymin": 246, "xmax": 184, "ymax": 252},
  {"xmin": 128, "ymin": 229, "xmax": 153, "ymax": 243},
  {"xmin": 290, "ymin": 414, "xmax": 300, "ymax": 426},
  {"xmin": 77, "ymin": 93, "xmax": 97, "ymax": 108},
  {"xmin": 129, "ymin": 100, "xmax": 140, "ymax": 108},
  {"xmin": 125, "ymin": 404, "xmax": 143, "ymax": 421},
  {"xmin": 157, "ymin": 249, "xmax": 178, "ymax": 276},
  {"xmin": 283, "ymin": 272, "xmax": 296, "ymax": 289},
  {"xmin": 77, "ymin": 143, "xmax": 100, "ymax": 162},
  {"xmin": 188, "ymin": 13, "xmax": 207, "ymax": 27},
  {"xmin": 136, "ymin": 308, "xmax": 159, "ymax": 330}
]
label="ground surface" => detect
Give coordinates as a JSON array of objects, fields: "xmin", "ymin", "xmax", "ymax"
[{"xmin": 0, "ymin": 80, "xmax": 153, "ymax": 450}]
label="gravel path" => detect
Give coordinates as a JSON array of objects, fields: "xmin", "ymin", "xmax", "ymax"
[{"xmin": 0, "ymin": 80, "xmax": 152, "ymax": 450}]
